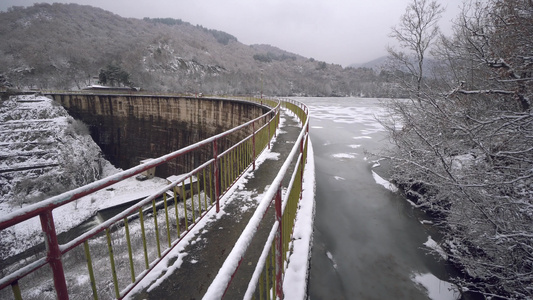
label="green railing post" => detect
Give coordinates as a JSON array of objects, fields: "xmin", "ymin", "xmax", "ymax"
[
  {"xmin": 203, "ymin": 168, "xmax": 208, "ymax": 212},
  {"xmin": 164, "ymin": 193, "xmax": 171, "ymax": 248},
  {"xmin": 139, "ymin": 208, "xmax": 150, "ymax": 269},
  {"xmin": 11, "ymin": 281, "xmax": 22, "ymax": 300},
  {"xmin": 105, "ymin": 229, "xmax": 120, "ymax": 299},
  {"xmin": 197, "ymin": 172, "xmax": 202, "ymax": 215},
  {"xmin": 124, "ymin": 218, "xmax": 136, "ymax": 283},
  {"xmin": 173, "ymin": 187, "xmax": 181, "ymax": 238},
  {"xmin": 190, "ymin": 176, "xmax": 196, "ymax": 223},
  {"xmin": 182, "ymin": 183, "xmax": 189, "ymax": 230},
  {"xmin": 252, "ymin": 121, "xmax": 256, "ymax": 170},
  {"xmin": 152, "ymin": 199, "xmax": 162, "ymax": 258},
  {"xmin": 274, "ymin": 188, "xmax": 283, "ymax": 299}
]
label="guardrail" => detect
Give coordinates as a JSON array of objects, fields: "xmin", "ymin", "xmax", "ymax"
[
  {"xmin": 204, "ymin": 99, "xmax": 310, "ymax": 299},
  {"xmin": 0, "ymin": 96, "xmax": 280, "ymax": 300}
]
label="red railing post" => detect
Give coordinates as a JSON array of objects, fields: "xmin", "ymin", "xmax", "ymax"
[
  {"xmin": 213, "ymin": 138, "xmax": 220, "ymax": 213},
  {"xmin": 274, "ymin": 187, "xmax": 284, "ymax": 299},
  {"xmin": 39, "ymin": 210, "xmax": 69, "ymax": 300}
]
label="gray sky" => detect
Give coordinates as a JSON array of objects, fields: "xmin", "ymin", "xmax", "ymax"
[{"xmin": 0, "ymin": 0, "xmax": 464, "ymax": 66}]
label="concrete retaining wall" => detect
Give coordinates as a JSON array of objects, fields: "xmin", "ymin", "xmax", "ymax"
[{"xmin": 47, "ymin": 94, "xmax": 269, "ymax": 177}]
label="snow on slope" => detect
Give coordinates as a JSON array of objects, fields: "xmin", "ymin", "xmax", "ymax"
[{"xmin": 0, "ymin": 94, "xmax": 119, "ymax": 258}]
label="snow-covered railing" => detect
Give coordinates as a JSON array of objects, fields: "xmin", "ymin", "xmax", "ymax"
[
  {"xmin": 0, "ymin": 96, "xmax": 280, "ymax": 300},
  {"xmin": 204, "ymin": 99, "xmax": 310, "ymax": 299}
]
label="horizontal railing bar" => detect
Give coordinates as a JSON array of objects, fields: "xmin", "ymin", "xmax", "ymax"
[
  {"xmin": 243, "ymin": 219, "xmax": 280, "ymax": 300},
  {"xmin": 243, "ymin": 134, "xmax": 306, "ymax": 300},
  {"xmin": 118, "ymin": 201, "xmax": 217, "ymax": 299},
  {"xmin": 218, "ymin": 112, "xmax": 275, "ymax": 160},
  {"xmin": 0, "ymin": 99, "xmax": 280, "ymax": 230},
  {"xmin": 282, "ymin": 152, "xmax": 304, "ymax": 215},
  {"xmin": 203, "ymin": 114, "xmax": 309, "ymax": 299},
  {"xmin": 0, "ymin": 257, "xmax": 47, "ymax": 291},
  {"xmin": 60, "ymin": 156, "xmax": 218, "ymax": 254},
  {"xmin": 0, "ymin": 95, "xmax": 288, "ymax": 300}
]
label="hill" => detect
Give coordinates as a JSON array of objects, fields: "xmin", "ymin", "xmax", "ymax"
[
  {"xmin": 348, "ymin": 56, "xmax": 388, "ymax": 70},
  {"xmin": 0, "ymin": 3, "xmax": 395, "ymax": 97}
]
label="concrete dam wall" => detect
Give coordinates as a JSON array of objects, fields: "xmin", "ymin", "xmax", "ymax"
[{"xmin": 47, "ymin": 94, "xmax": 269, "ymax": 178}]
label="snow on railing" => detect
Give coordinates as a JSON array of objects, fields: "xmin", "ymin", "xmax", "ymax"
[
  {"xmin": 204, "ymin": 98, "xmax": 310, "ymax": 299},
  {"xmin": 0, "ymin": 95, "xmax": 280, "ymax": 300}
]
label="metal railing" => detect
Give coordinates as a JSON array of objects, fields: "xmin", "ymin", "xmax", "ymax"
[
  {"xmin": 0, "ymin": 96, "xmax": 280, "ymax": 300},
  {"xmin": 203, "ymin": 99, "xmax": 310, "ymax": 299}
]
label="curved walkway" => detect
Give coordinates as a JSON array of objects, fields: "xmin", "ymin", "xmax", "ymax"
[{"xmin": 129, "ymin": 109, "xmax": 302, "ymax": 299}]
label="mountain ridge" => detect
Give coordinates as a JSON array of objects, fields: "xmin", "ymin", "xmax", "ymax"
[{"xmin": 0, "ymin": 3, "xmax": 394, "ymax": 97}]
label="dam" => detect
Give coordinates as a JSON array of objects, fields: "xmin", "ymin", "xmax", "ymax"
[
  {"xmin": 0, "ymin": 93, "xmax": 312, "ymax": 300},
  {"xmin": 48, "ymin": 94, "xmax": 271, "ymax": 177}
]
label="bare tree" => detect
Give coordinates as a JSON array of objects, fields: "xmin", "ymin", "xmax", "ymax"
[
  {"xmin": 388, "ymin": 0, "xmax": 444, "ymax": 95},
  {"xmin": 382, "ymin": 0, "xmax": 533, "ymax": 298}
]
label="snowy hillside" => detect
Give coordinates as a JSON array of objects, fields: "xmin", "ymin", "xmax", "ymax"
[
  {"xmin": 0, "ymin": 3, "xmax": 396, "ymax": 97},
  {"xmin": 0, "ymin": 94, "xmax": 178, "ymax": 260},
  {"xmin": 0, "ymin": 94, "xmax": 109, "ymax": 205}
]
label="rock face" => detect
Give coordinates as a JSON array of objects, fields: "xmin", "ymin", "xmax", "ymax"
[
  {"xmin": 0, "ymin": 94, "xmax": 110, "ymax": 205},
  {"xmin": 49, "ymin": 93, "xmax": 270, "ymax": 178}
]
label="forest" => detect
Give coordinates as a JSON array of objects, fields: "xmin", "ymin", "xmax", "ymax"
[{"xmin": 382, "ymin": 0, "xmax": 532, "ymax": 298}]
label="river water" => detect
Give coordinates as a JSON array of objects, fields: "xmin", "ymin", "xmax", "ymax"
[{"xmin": 293, "ymin": 97, "xmax": 459, "ymax": 300}]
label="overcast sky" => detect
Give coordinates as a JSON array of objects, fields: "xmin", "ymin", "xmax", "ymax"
[{"xmin": 0, "ymin": 0, "xmax": 464, "ymax": 66}]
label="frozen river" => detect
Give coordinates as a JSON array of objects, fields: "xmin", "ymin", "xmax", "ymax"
[{"xmin": 294, "ymin": 97, "xmax": 459, "ymax": 300}]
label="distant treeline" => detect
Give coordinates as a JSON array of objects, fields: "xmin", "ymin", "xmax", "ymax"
[{"xmin": 143, "ymin": 17, "xmax": 237, "ymax": 45}]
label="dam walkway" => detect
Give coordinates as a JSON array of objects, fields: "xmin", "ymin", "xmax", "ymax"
[
  {"xmin": 0, "ymin": 96, "xmax": 312, "ymax": 300},
  {"xmin": 130, "ymin": 109, "xmax": 302, "ymax": 299}
]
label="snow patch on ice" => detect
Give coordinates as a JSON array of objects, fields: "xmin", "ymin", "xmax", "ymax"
[
  {"xmin": 371, "ymin": 170, "xmax": 398, "ymax": 192},
  {"xmin": 326, "ymin": 251, "xmax": 338, "ymax": 269},
  {"xmin": 334, "ymin": 176, "xmax": 345, "ymax": 181},
  {"xmin": 424, "ymin": 236, "xmax": 448, "ymax": 260},
  {"xmin": 412, "ymin": 272, "xmax": 460, "ymax": 300},
  {"xmin": 332, "ymin": 153, "xmax": 356, "ymax": 159}
]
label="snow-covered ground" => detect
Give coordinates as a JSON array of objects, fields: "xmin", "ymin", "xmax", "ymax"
[
  {"xmin": 0, "ymin": 94, "xmax": 138, "ymax": 258},
  {"xmin": 282, "ymin": 138, "xmax": 316, "ymax": 299},
  {"xmin": 1, "ymin": 98, "xmax": 315, "ymax": 300}
]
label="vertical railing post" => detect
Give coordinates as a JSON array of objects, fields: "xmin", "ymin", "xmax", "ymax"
[
  {"xmin": 213, "ymin": 138, "xmax": 220, "ymax": 213},
  {"xmin": 300, "ymin": 134, "xmax": 305, "ymax": 199},
  {"xmin": 274, "ymin": 187, "xmax": 284, "ymax": 299},
  {"xmin": 252, "ymin": 121, "xmax": 256, "ymax": 171},
  {"xmin": 268, "ymin": 117, "xmax": 271, "ymax": 150},
  {"xmin": 39, "ymin": 210, "xmax": 69, "ymax": 300}
]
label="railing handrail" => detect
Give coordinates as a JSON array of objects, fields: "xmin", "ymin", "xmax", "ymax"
[
  {"xmin": 0, "ymin": 95, "xmax": 282, "ymax": 300},
  {"xmin": 0, "ymin": 94, "xmax": 311, "ymax": 300},
  {"xmin": 0, "ymin": 97, "xmax": 279, "ymax": 230},
  {"xmin": 203, "ymin": 98, "xmax": 310, "ymax": 299}
]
